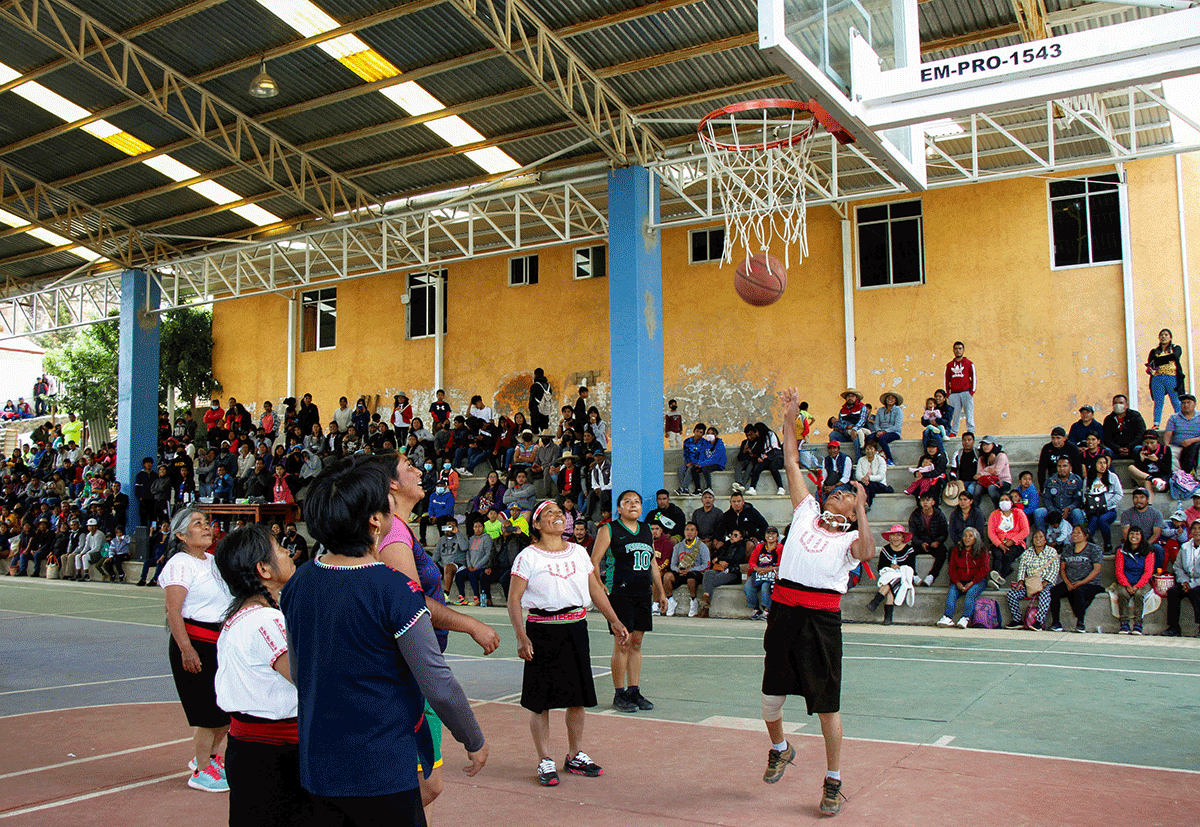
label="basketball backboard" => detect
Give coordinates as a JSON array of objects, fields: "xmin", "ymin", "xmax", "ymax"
[
  {"xmin": 759, "ymin": 0, "xmax": 1200, "ymax": 193},
  {"xmin": 759, "ymin": 0, "xmax": 927, "ymax": 190}
]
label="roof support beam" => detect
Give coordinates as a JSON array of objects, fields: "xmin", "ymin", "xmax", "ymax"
[
  {"xmin": 445, "ymin": 0, "xmax": 666, "ymax": 165},
  {"xmin": 0, "ymin": 0, "xmax": 379, "ymax": 221},
  {"xmin": 0, "ymin": 160, "xmax": 181, "ymax": 267}
]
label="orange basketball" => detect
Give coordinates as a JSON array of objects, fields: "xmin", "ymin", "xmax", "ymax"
[{"xmin": 734, "ymin": 253, "xmax": 787, "ymax": 306}]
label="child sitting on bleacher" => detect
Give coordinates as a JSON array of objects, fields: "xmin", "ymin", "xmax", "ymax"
[{"xmin": 867, "ymin": 525, "xmax": 917, "ymax": 625}]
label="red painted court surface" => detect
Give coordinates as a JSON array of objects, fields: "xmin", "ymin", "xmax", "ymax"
[{"xmin": 2, "ymin": 701, "xmax": 1197, "ymax": 826}]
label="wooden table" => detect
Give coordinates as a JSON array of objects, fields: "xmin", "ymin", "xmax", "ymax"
[{"xmin": 201, "ymin": 502, "xmax": 300, "ymax": 525}]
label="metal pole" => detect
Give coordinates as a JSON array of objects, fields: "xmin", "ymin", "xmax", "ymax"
[
  {"xmin": 1178, "ymin": 155, "xmax": 1194, "ymax": 395},
  {"xmin": 433, "ymin": 273, "xmax": 444, "ymax": 391},
  {"xmin": 286, "ymin": 291, "xmax": 297, "ymax": 399},
  {"xmin": 842, "ymin": 219, "xmax": 856, "ymax": 387},
  {"xmin": 1118, "ymin": 177, "xmax": 1139, "ymax": 408}
]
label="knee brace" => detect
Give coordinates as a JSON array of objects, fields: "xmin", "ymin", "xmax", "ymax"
[{"xmin": 761, "ymin": 693, "xmax": 785, "ymax": 723}]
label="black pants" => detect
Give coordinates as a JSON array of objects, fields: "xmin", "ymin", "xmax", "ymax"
[
  {"xmin": 750, "ymin": 456, "xmax": 784, "ymax": 489},
  {"xmin": 226, "ymin": 735, "xmax": 313, "ymax": 827},
  {"xmin": 1049, "ymin": 581, "xmax": 1103, "ymax": 625},
  {"xmin": 311, "ymin": 787, "xmax": 425, "ymax": 827},
  {"xmin": 1166, "ymin": 584, "xmax": 1200, "ymax": 630},
  {"xmin": 920, "ymin": 544, "xmax": 948, "ymax": 580},
  {"xmin": 991, "ymin": 545, "xmax": 1022, "ymax": 579}
]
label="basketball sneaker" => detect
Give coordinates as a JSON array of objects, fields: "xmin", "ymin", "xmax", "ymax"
[
  {"xmin": 537, "ymin": 757, "xmax": 559, "ymax": 787},
  {"xmin": 628, "ymin": 688, "xmax": 654, "ymax": 710},
  {"xmin": 819, "ymin": 777, "xmax": 846, "ymax": 816},
  {"xmin": 612, "ymin": 689, "xmax": 638, "ymax": 713},
  {"xmin": 564, "ymin": 751, "xmax": 603, "ymax": 777},
  {"xmin": 763, "ymin": 742, "xmax": 795, "ymax": 783},
  {"xmin": 666, "ymin": 596, "xmax": 678, "ymax": 615}
]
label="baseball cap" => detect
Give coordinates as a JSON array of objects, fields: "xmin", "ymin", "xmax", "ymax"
[
  {"xmin": 1132, "ymin": 487, "xmax": 1150, "ymax": 497},
  {"xmin": 765, "ymin": 526, "xmax": 779, "ymax": 535},
  {"xmin": 1079, "ymin": 405, "xmax": 1094, "ymax": 413},
  {"xmin": 700, "ymin": 487, "xmax": 715, "ymax": 496},
  {"xmin": 1182, "ymin": 393, "xmax": 1197, "ymax": 402},
  {"xmin": 1050, "ymin": 426, "xmax": 1067, "ymax": 437},
  {"xmin": 828, "ymin": 440, "xmax": 841, "ymax": 447},
  {"xmin": 86, "ymin": 518, "xmax": 98, "ymax": 526},
  {"xmin": 1171, "ymin": 509, "xmax": 1188, "ymax": 522}
]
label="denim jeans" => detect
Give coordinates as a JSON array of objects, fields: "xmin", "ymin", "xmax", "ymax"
[
  {"xmin": 1085, "ymin": 509, "xmax": 1117, "ymax": 547},
  {"xmin": 947, "ymin": 391, "xmax": 974, "ymax": 434},
  {"xmin": 875, "ymin": 431, "xmax": 901, "ymax": 463},
  {"xmin": 944, "ymin": 580, "xmax": 987, "ymax": 619},
  {"xmin": 743, "ymin": 574, "xmax": 773, "ymax": 610},
  {"xmin": 1150, "ymin": 374, "xmax": 1181, "ymax": 426},
  {"xmin": 829, "ymin": 429, "xmax": 860, "ymax": 460}
]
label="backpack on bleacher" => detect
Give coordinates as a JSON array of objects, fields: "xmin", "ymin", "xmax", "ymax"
[{"xmin": 969, "ymin": 597, "xmax": 1001, "ymax": 629}]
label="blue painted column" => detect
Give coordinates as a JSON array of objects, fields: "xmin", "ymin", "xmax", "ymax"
[
  {"xmin": 116, "ymin": 269, "xmax": 160, "ymax": 531},
  {"xmin": 607, "ymin": 166, "xmax": 665, "ymax": 503}
]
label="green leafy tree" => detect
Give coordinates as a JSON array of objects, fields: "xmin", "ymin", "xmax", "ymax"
[
  {"xmin": 159, "ymin": 307, "xmax": 221, "ymax": 408},
  {"xmin": 43, "ymin": 318, "xmax": 119, "ymax": 421}
]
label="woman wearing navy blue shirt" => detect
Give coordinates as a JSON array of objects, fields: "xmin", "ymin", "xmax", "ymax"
[{"xmin": 282, "ymin": 455, "xmax": 488, "ymax": 826}]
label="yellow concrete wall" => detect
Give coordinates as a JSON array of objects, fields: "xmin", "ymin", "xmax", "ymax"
[{"xmin": 211, "ymin": 154, "xmax": 1200, "ymax": 439}]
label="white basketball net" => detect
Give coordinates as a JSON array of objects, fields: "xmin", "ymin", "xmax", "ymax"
[{"xmin": 698, "ymin": 103, "xmax": 820, "ymax": 269}]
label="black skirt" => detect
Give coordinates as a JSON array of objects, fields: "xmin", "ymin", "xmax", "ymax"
[
  {"xmin": 521, "ymin": 619, "xmax": 596, "ymax": 713},
  {"xmin": 761, "ymin": 603, "xmax": 843, "ymax": 715},
  {"xmin": 168, "ymin": 622, "xmax": 230, "ymax": 729},
  {"xmin": 226, "ymin": 734, "xmax": 313, "ymax": 827}
]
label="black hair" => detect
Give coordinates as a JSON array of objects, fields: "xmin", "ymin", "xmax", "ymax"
[
  {"xmin": 578, "ymin": 385, "xmax": 588, "ymax": 394},
  {"xmin": 953, "ymin": 340, "xmax": 965, "ymax": 348},
  {"xmin": 799, "ymin": 401, "xmax": 809, "ymax": 410},
  {"xmin": 962, "ymin": 431, "xmax": 975, "ymax": 439},
  {"xmin": 214, "ymin": 523, "xmax": 279, "ymax": 622},
  {"xmin": 655, "ymin": 488, "xmax": 669, "ymax": 498},
  {"xmin": 693, "ymin": 422, "xmax": 706, "ymax": 432},
  {"xmin": 617, "ymin": 489, "xmax": 642, "ymax": 507},
  {"xmin": 470, "ymin": 395, "xmax": 483, "ymax": 405},
  {"xmin": 302, "ymin": 454, "xmax": 392, "ymax": 557}
]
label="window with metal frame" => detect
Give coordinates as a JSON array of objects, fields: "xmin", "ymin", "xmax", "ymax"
[
  {"xmin": 1049, "ymin": 173, "xmax": 1121, "ymax": 268},
  {"xmin": 509, "ymin": 254, "xmax": 539, "ymax": 286},
  {"xmin": 300, "ymin": 287, "xmax": 337, "ymax": 351},
  {"xmin": 407, "ymin": 270, "xmax": 448, "ymax": 340},
  {"xmin": 574, "ymin": 244, "xmax": 607, "ymax": 280},
  {"xmin": 689, "ymin": 227, "xmax": 725, "ymax": 263},
  {"xmin": 856, "ymin": 200, "xmax": 925, "ymax": 288}
]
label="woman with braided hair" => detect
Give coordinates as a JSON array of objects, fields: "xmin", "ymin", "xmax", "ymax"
[
  {"xmin": 158, "ymin": 505, "xmax": 233, "ymax": 793},
  {"xmin": 213, "ymin": 523, "xmax": 310, "ymax": 826}
]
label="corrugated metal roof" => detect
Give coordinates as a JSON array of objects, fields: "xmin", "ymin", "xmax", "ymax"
[{"xmin": 0, "ymin": 0, "xmax": 1189, "ymax": 281}]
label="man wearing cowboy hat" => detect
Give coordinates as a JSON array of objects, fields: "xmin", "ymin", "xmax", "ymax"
[
  {"xmin": 829, "ymin": 389, "xmax": 869, "ymax": 460},
  {"xmin": 873, "ymin": 392, "xmax": 904, "ymax": 465}
]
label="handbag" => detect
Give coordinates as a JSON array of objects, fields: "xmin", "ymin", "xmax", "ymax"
[
  {"xmin": 1083, "ymin": 489, "xmax": 1108, "ymax": 517},
  {"xmin": 1024, "ymin": 576, "xmax": 1043, "ymax": 597}
]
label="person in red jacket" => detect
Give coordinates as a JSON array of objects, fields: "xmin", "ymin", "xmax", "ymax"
[
  {"xmin": 937, "ymin": 527, "xmax": 990, "ymax": 628},
  {"xmin": 945, "ymin": 341, "xmax": 976, "ymax": 436},
  {"xmin": 203, "ymin": 399, "xmax": 225, "ymax": 444}
]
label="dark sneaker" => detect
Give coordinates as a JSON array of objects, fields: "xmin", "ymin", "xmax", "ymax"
[
  {"xmin": 1131, "ymin": 624, "xmax": 1143, "ymax": 635},
  {"xmin": 1049, "ymin": 623, "xmax": 1063, "ymax": 632},
  {"xmin": 820, "ymin": 777, "xmax": 846, "ymax": 816},
  {"xmin": 1075, "ymin": 621, "xmax": 1087, "ymax": 633},
  {"xmin": 1119, "ymin": 622, "xmax": 1130, "ymax": 634},
  {"xmin": 537, "ymin": 757, "xmax": 559, "ymax": 786},
  {"xmin": 1160, "ymin": 627, "xmax": 1181, "ymax": 637},
  {"xmin": 629, "ymin": 688, "xmax": 654, "ymax": 710},
  {"xmin": 763, "ymin": 742, "xmax": 795, "ymax": 783},
  {"xmin": 565, "ymin": 751, "xmax": 603, "ymax": 776},
  {"xmin": 612, "ymin": 690, "xmax": 638, "ymax": 713}
]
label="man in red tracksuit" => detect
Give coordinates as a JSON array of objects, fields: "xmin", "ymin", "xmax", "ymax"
[{"xmin": 945, "ymin": 341, "xmax": 976, "ymax": 436}]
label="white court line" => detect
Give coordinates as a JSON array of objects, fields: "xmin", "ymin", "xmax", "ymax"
[
  {"xmin": 0, "ymin": 738, "xmax": 190, "ymax": 780},
  {"xmin": 621, "ymin": 652, "xmax": 1200, "ymax": 677},
  {"xmin": 0, "ymin": 581, "xmax": 164, "ymax": 601},
  {"xmin": 933, "ymin": 735, "xmax": 956, "ymax": 747},
  {"xmin": 0, "ymin": 771, "xmax": 187, "ymax": 818},
  {"xmin": 461, "ymin": 697, "xmax": 1200, "ymax": 777},
  {"xmin": 0, "ymin": 608, "xmax": 161, "ymax": 629},
  {"xmin": 0, "ymin": 674, "xmax": 172, "ymax": 697}
]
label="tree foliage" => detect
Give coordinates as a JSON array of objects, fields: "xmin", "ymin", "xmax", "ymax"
[
  {"xmin": 159, "ymin": 307, "xmax": 221, "ymax": 407},
  {"xmin": 43, "ymin": 317, "xmax": 119, "ymax": 422}
]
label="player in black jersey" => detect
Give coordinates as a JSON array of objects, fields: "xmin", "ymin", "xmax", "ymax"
[{"xmin": 590, "ymin": 489, "xmax": 669, "ymax": 713}]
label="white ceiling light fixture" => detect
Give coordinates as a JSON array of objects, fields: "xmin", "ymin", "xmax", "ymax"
[{"xmin": 249, "ymin": 57, "xmax": 279, "ymax": 98}]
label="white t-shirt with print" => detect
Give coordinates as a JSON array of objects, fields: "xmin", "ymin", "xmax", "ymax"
[
  {"xmin": 778, "ymin": 495, "xmax": 860, "ymax": 593},
  {"xmin": 159, "ymin": 551, "xmax": 233, "ymax": 623},
  {"xmin": 511, "ymin": 543, "xmax": 594, "ymax": 611},
  {"xmin": 216, "ymin": 604, "xmax": 297, "ymax": 720}
]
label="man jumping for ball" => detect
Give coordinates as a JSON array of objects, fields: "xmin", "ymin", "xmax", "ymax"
[{"xmin": 760, "ymin": 387, "xmax": 874, "ymax": 817}]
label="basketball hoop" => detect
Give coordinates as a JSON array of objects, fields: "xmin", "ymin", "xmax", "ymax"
[{"xmin": 697, "ymin": 99, "xmax": 852, "ymax": 268}]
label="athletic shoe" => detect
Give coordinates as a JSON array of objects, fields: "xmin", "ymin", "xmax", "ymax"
[
  {"xmin": 147, "ymin": 578, "xmax": 158, "ymax": 587},
  {"xmin": 1075, "ymin": 621, "xmax": 1087, "ymax": 633},
  {"xmin": 187, "ymin": 764, "xmax": 228, "ymax": 793},
  {"xmin": 674, "ymin": 487, "xmax": 687, "ymax": 496},
  {"xmin": 612, "ymin": 690, "xmax": 638, "ymax": 713},
  {"xmin": 629, "ymin": 688, "xmax": 654, "ymax": 710},
  {"xmin": 455, "ymin": 595, "xmax": 468, "ymax": 605},
  {"xmin": 565, "ymin": 751, "xmax": 603, "ymax": 777},
  {"xmin": 666, "ymin": 596, "xmax": 677, "ymax": 616},
  {"xmin": 751, "ymin": 609, "xmax": 763, "ymax": 620},
  {"xmin": 537, "ymin": 757, "xmax": 559, "ymax": 787},
  {"xmin": 819, "ymin": 777, "xmax": 846, "ymax": 816},
  {"xmin": 688, "ymin": 598, "xmax": 699, "ymax": 617},
  {"xmin": 135, "ymin": 579, "xmax": 146, "ymax": 586},
  {"xmin": 1050, "ymin": 623, "xmax": 1063, "ymax": 632},
  {"xmin": 1160, "ymin": 626, "xmax": 1182, "ymax": 637},
  {"xmin": 1003, "ymin": 621, "xmax": 1023, "ymax": 630},
  {"xmin": 922, "ymin": 574, "xmax": 935, "ymax": 587},
  {"xmin": 776, "ymin": 487, "xmax": 786, "ymax": 496},
  {"xmin": 956, "ymin": 617, "xmax": 969, "ymax": 629},
  {"xmin": 731, "ymin": 482, "xmax": 745, "ymax": 493},
  {"xmin": 1119, "ymin": 622, "xmax": 1131, "ymax": 634},
  {"xmin": 1131, "ymin": 624, "xmax": 1143, "ymax": 635},
  {"xmin": 988, "ymin": 571, "xmax": 1005, "ymax": 589},
  {"xmin": 762, "ymin": 742, "xmax": 795, "ymax": 784},
  {"xmin": 761, "ymin": 610, "xmax": 768, "ymax": 621},
  {"xmin": 187, "ymin": 756, "xmax": 225, "ymax": 776},
  {"xmin": 471, "ymin": 596, "xmax": 480, "ymax": 606},
  {"xmin": 936, "ymin": 615, "xmax": 953, "ymax": 627},
  {"xmin": 651, "ymin": 602, "xmax": 660, "ymax": 616},
  {"xmin": 458, "ymin": 468, "xmax": 473, "ymax": 477},
  {"xmin": 745, "ymin": 487, "xmax": 757, "ymax": 496}
]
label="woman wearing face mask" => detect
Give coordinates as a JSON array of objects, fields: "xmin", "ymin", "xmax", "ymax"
[
  {"xmin": 420, "ymin": 476, "xmax": 455, "ymax": 548},
  {"xmin": 986, "ymin": 491, "xmax": 1029, "ymax": 587},
  {"xmin": 688, "ymin": 427, "xmax": 727, "ymax": 494}
]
